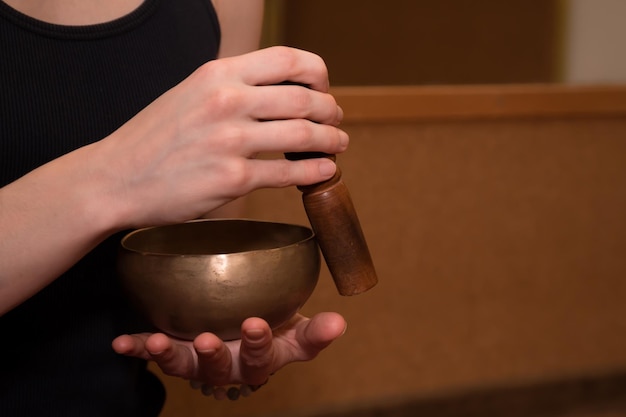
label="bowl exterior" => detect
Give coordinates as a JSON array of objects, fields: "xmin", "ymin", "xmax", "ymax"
[{"xmin": 117, "ymin": 222, "xmax": 320, "ymax": 340}]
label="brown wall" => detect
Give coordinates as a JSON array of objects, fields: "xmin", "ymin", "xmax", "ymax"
[
  {"xmin": 154, "ymin": 86, "xmax": 626, "ymax": 417},
  {"xmin": 268, "ymin": 0, "xmax": 562, "ymax": 85}
]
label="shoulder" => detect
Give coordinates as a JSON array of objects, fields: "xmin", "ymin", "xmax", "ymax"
[{"xmin": 211, "ymin": 0, "xmax": 264, "ymax": 58}]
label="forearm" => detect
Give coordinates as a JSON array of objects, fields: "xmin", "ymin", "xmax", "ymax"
[{"xmin": 0, "ymin": 141, "xmax": 123, "ymax": 315}]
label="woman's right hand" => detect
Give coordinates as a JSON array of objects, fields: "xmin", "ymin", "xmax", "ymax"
[
  {"xmin": 0, "ymin": 46, "xmax": 347, "ymax": 312},
  {"xmin": 97, "ymin": 46, "xmax": 349, "ymax": 229}
]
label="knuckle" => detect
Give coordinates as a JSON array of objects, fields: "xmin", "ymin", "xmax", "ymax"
[
  {"xmin": 216, "ymin": 125, "xmax": 247, "ymax": 151},
  {"xmin": 194, "ymin": 62, "xmax": 245, "ymax": 117},
  {"xmin": 224, "ymin": 159, "xmax": 254, "ymax": 191},
  {"xmin": 288, "ymin": 88, "xmax": 314, "ymax": 117},
  {"xmin": 310, "ymin": 53, "xmax": 329, "ymax": 77},
  {"xmin": 273, "ymin": 160, "xmax": 293, "ymax": 188},
  {"xmin": 269, "ymin": 46, "xmax": 329, "ymax": 83},
  {"xmin": 208, "ymin": 87, "xmax": 245, "ymax": 117},
  {"xmin": 269, "ymin": 46, "xmax": 300, "ymax": 71},
  {"xmin": 328, "ymin": 125, "xmax": 348, "ymax": 150},
  {"xmin": 321, "ymin": 94, "xmax": 340, "ymax": 123},
  {"xmin": 276, "ymin": 161, "xmax": 293, "ymax": 187},
  {"xmin": 291, "ymin": 119, "xmax": 314, "ymax": 147},
  {"xmin": 196, "ymin": 58, "xmax": 229, "ymax": 81}
]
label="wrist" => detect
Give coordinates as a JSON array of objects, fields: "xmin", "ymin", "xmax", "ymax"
[
  {"xmin": 71, "ymin": 140, "xmax": 136, "ymax": 235},
  {"xmin": 0, "ymin": 141, "xmax": 131, "ymax": 310}
]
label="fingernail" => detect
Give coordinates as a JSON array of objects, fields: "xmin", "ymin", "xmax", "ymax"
[
  {"xmin": 336, "ymin": 105, "xmax": 344, "ymax": 124},
  {"xmin": 340, "ymin": 323, "xmax": 348, "ymax": 337},
  {"xmin": 318, "ymin": 159, "xmax": 336, "ymax": 177},
  {"xmin": 197, "ymin": 348, "xmax": 216, "ymax": 356},
  {"xmin": 339, "ymin": 130, "xmax": 349, "ymax": 149},
  {"xmin": 244, "ymin": 328, "xmax": 265, "ymax": 342}
]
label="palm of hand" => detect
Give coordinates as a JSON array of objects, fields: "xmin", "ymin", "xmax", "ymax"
[{"xmin": 112, "ymin": 312, "xmax": 346, "ymax": 388}]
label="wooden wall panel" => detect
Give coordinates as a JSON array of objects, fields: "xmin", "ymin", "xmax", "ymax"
[
  {"xmin": 155, "ymin": 87, "xmax": 626, "ymax": 417},
  {"xmin": 273, "ymin": 0, "xmax": 561, "ymax": 85}
]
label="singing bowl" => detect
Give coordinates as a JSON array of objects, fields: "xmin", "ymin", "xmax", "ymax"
[{"xmin": 117, "ymin": 219, "xmax": 320, "ymax": 341}]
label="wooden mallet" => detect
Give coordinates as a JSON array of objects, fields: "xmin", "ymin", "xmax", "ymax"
[{"xmin": 285, "ymin": 152, "xmax": 378, "ymax": 296}]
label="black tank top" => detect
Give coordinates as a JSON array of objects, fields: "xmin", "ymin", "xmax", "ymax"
[{"xmin": 0, "ymin": 1, "xmax": 220, "ymax": 415}]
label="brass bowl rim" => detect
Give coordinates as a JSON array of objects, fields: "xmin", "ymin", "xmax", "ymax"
[{"xmin": 120, "ymin": 218, "xmax": 316, "ymax": 257}]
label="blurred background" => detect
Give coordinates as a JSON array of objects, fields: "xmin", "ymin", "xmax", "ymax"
[
  {"xmin": 263, "ymin": 0, "xmax": 626, "ymax": 85},
  {"xmin": 155, "ymin": 1, "xmax": 626, "ymax": 416}
]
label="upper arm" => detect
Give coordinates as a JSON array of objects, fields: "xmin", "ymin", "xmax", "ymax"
[{"xmin": 212, "ymin": 0, "xmax": 265, "ymax": 58}]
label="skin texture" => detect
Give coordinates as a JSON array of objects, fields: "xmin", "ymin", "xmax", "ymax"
[{"xmin": 0, "ymin": 0, "xmax": 348, "ymax": 393}]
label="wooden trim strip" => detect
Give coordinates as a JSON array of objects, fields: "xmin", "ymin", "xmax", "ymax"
[{"xmin": 331, "ymin": 84, "xmax": 626, "ymax": 123}]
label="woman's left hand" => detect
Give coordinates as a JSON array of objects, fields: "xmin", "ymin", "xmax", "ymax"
[{"xmin": 112, "ymin": 312, "xmax": 346, "ymax": 395}]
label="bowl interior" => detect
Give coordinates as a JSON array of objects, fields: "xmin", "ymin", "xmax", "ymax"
[{"xmin": 121, "ymin": 218, "xmax": 315, "ymax": 255}]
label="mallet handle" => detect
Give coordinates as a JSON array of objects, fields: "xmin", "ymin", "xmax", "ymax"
[{"xmin": 286, "ymin": 152, "xmax": 378, "ymax": 296}]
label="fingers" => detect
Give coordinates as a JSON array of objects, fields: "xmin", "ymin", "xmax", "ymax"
[
  {"xmin": 225, "ymin": 118, "xmax": 349, "ymax": 189},
  {"xmin": 111, "ymin": 334, "xmax": 152, "ymax": 361},
  {"xmin": 194, "ymin": 332, "xmax": 233, "ymax": 386},
  {"xmin": 143, "ymin": 333, "xmax": 199, "ymax": 379},
  {"xmin": 194, "ymin": 318, "xmax": 277, "ymax": 387},
  {"xmin": 114, "ymin": 333, "xmax": 198, "ymax": 379},
  {"xmin": 238, "ymin": 318, "xmax": 275, "ymax": 385},
  {"xmin": 245, "ymin": 158, "xmax": 337, "ymax": 189},
  {"xmin": 199, "ymin": 47, "xmax": 341, "ymax": 125},
  {"xmin": 112, "ymin": 313, "xmax": 347, "ymax": 390},
  {"xmin": 249, "ymin": 85, "xmax": 343, "ymax": 126},
  {"xmin": 235, "ymin": 119, "xmax": 348, "ymax": 157},
  {"xmin": 294, "ymin": 312, "xmax": 347, "ymax": 360},
  {"xmin": 113, "ymin": 332, "xmax": 235, "ymax": 385},
  {"xmin": 232, "ymin": 46, "xmax": 331, "ymax": 93}
]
